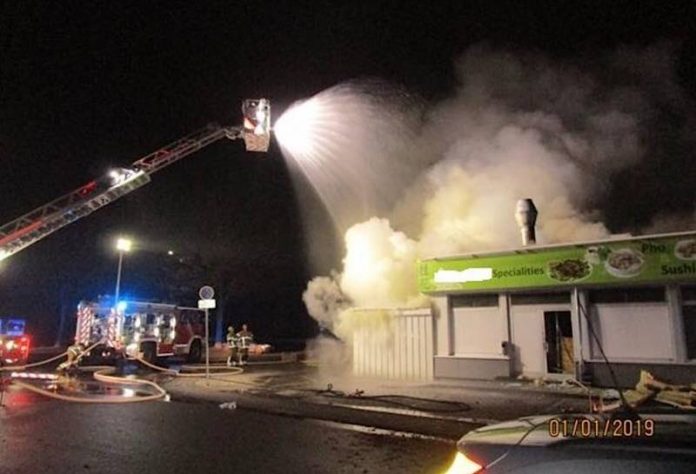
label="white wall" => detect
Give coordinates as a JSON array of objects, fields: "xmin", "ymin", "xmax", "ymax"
[
  {"xmin": 452, "ymin": 307, "xmax": 507, "ymax": 357},
  {"xmin": 590, "ymin": 303, "xmax": 674, "ymax": 362},
  {"xmin": 352, "ymin": 308, "xmax": 434, "ymax": 380}
]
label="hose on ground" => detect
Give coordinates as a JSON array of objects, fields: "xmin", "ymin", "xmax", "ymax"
[
  {"xmin": 1, "ymin": 339, "xmax": 105, "ymax": 372},
  {"xmin": 11, "ymin": 367, "xmax": 167, "ymax": 404},
  {"xmin": 131, "ymin": 357, "xmax": 244, "ymax": 377}
]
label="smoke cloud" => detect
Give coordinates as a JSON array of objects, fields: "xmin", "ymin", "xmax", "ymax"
[{"xmin": 283, "ymin": 43, "xmax": 695, "ymax": 337}]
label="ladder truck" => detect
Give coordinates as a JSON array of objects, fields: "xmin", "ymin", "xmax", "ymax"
[{"xmin": 0, "ymin": 99, "xmax": 271, "ymax": 263}]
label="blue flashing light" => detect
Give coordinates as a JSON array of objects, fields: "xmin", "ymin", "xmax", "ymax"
[{"xmin": 116, "ymin": 301, "xmax": 128, "ymax": 313}]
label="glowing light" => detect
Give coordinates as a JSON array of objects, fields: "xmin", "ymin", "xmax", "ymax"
[
  {"xmin": 0, "ymin": 249, "xmax": 7, "ymax": 261},
  {"xmin": 170, "ymin": 317, "xmax": 176, "ymax": 328},
  {"xmin": 442, "ymin": 452, "xmax": 483, "ymax": 474},
  {"xmin": 116, "ymin": 238, "xmax": 132, "ymax": 252},
  {"xmin": 274, "ymin": 98, "xmax": 323, "ymax": 159},
  {"xmin": 134, "ymin": 316, "xmax": 141, "ymax": 329},
  {"xmin": 169, "ymin": 330, "xmax": 176, "ymax": 340},
  {"xmin": 122, "ymin": 388, "xmax": 136, "ymax": 397},
  {"xmin": 434, "ymin": 268, "xmax": 493, "ymax": 283},
  {"xmin": 116, "ymin": 301, "xmax": 128, "ymax": 312},
  {"xmin": 5, "ymin": 340, "xmax": 15, "ymax": 350},
  {"xmin": 167, "ymin": 250, "xmax": 174, "ymax": 256}
]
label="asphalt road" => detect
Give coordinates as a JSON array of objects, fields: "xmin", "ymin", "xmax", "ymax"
[{"xmin": 0, "ymin": 389, "xmax": 455, "ymax": 474}]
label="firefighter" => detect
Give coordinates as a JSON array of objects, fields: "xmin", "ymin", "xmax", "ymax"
[
  {"xmin": 226, "ymin": 326, "xmax": 238, "ymax": 367},
  {"xmin": 236, "ymin": 324, "xmax": 253, "ymax": 366},
  {"xmin": 57, "ymin": 342, "xmax": 85, "ymax": 373}
]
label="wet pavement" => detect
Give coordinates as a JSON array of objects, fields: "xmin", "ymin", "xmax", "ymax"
[
  {"xmin": 0, "ymin": 390, "xmax": 454, "ymax": 474},
  {"xmin": 3, "ymin": 351, "xmax": 594, "ymax": 454},
  {"xmin": 160, "ymin": 361, "xmax": 591, "ymax": 440}
]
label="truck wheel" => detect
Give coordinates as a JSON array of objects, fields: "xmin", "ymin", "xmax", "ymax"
[
  {"xmin": 187, "ymin": 340, "xmax": 202, "ymax": 363},
  {"xmin": 141, "ymin": 343, "xmax": 157, "ymax": 365}
]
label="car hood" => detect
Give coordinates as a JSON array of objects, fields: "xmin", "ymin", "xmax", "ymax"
[{"xmin": 458, "ymin": 413, "xmax": 696, "ymax": 451}]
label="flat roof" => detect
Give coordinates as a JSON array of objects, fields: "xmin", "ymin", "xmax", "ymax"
[{"xmin": 422, "ymin": 230, "xmax": 696, "ymax": 262}]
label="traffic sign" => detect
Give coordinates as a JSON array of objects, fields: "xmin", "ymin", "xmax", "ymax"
[
  {"xmin": 198, "ymin": 299, "xmax": 216, "ymax": 309},
  {"xmin": 199, "ymin": 285, "xmax": 215, "ymax": 300}
]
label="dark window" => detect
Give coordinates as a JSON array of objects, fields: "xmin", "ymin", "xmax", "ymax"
[
  {"xmin": 146, "ymin": 313, "xmax": 156, "ymax": 325},
  {"xmin": 589, "ymin": 287, "xmax": 665, "ymax": 304},
  {"xmin": 683, "ymin": 305, "xmax": 696, "ymax": 360},
  {"xmin": 451, "ymin": 294, "xmax": 499, "ymax": 308},
  {"xmin": 510, "ymin": 292, "xmax": 570, "ymax": 305},
  {"xmin": 682, "ymin": 286, "xmax": 696, "ymax": 302}
]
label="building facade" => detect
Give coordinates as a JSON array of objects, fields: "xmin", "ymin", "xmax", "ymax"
[{"xmin": 418, "ymin": 231, "xmax": 696, "ymax": 387}]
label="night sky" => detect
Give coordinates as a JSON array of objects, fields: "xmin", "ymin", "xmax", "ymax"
[{"xmin": 1, "ymin": 1, "xmax": 694, "ymax": 345}]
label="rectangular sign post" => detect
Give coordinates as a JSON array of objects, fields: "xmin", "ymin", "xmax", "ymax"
[{"xmin": 198, "ymin": 298, "xmax": 216, "ymax": 381}]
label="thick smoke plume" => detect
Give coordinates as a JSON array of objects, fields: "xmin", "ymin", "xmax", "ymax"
[{"xmin": 277, "ymin": 44, "xmax": 696, "ymax": 338}]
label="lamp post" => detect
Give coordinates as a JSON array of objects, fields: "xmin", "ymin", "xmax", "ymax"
[{"xmin": 114, "ymin": 237, "xmax": 132, "ymax": 305}]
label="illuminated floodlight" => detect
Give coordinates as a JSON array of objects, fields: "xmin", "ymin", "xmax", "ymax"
[
  {"xmin": 241, "ymin": 98, "xmax": 271, "ymax": 152},
  {"xmin": 167, "ymin": 250, "xmax": 174, "ymax": 256},
  {"xmin": 116, "ymin": 237, "xmax": 132, "ymax": 252},
  {"xmin": 116, "ymin": 301, "xmax": 128, "ymax": 313}
]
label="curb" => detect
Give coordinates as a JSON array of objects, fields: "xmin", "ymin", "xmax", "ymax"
[{"xmin": 166, "ymin": 384, "xmax": 482, "ymax": 441}]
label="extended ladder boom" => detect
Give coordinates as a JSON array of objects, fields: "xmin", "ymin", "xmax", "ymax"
[{"xmin": 0, "ymin": 98, "xmax": 271, "ymax": 262}]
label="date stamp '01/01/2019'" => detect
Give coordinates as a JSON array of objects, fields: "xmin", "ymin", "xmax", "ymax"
[{"xmin": 548, "ymin": 417, "xmax": 655, "ymax": 438}]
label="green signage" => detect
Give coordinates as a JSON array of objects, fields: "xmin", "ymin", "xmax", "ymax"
[{"xmin": 418, "ymin": 233, "xmax": 696, "ymax": 293}]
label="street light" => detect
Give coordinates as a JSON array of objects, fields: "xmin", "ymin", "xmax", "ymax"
[{"xmin": 114, "ymin": 237, "xmax": 132, "ymax": 306}]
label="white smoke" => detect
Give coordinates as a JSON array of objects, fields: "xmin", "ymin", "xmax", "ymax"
[{"xmin": 287, "ymin": 44, "xmax": 695, "ymax": 336}]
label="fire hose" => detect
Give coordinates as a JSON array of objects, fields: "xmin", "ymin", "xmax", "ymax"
[
  {"xmin": 11, "ymin": 367, "xmax": 168, "ymax": 404},
  {"xmin": 3, "ymin": 343, "xmax": 249, "ymax": 405},
  {"xmin": 0, "ymin": 339, "xmax": 106, "ymax": 372},
  {"xmin": 1, "ymin": 340, "xmax": 167, "ymax": 404},
  {"xmin": 131, "ymin": 356, "xmax": 244, "ymax": 377}
]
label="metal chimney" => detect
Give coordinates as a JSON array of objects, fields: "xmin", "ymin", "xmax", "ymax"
[{"xmin": 515, "ymin": 199, "xmax": 538, "ymax": 246}]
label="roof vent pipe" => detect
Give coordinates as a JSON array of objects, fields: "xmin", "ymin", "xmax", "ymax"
[{"xmin": 515, "ymin": 199, "xmax": 538, "ymax": 246}]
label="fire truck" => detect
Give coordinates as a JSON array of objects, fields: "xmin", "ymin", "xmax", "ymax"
[
  {"xmin": 75, "ymin": 301, "xmax": 205, "ymax": 364},
  {"xmin": 0, "ymin": 318, "xmax": 30, "ymax": 365},
  {"xmin": 0, "ymin": 99, "xmax": 270, "ymax": 357}
]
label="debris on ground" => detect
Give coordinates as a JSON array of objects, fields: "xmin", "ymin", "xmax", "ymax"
[
  {"xmin": 594, "ymin": 370, "xmax": 696, "ymax": 412},
  {"xmin": 219, "ymin": 401, "xmax": 238, "ymax": 410}
]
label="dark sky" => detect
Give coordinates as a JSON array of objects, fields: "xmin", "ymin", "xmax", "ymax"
[{"xmin": 0, "ymin": 1, "xmax": 694, "ymax": 345}]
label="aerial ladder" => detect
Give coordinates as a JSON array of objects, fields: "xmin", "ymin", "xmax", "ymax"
[{"xmin": 0, "ymin": 99, "xmax": 271, "ymax": 262}]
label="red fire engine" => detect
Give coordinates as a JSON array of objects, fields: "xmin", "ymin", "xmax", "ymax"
[
  {"xmin": 0, "ymin": 318, "xmax": 30, "ymax": 365},
  {"xmin": 75, "ymin": 301, "xmax": 206, "ymax": 364}
]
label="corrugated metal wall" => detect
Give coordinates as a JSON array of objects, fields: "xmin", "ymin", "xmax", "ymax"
[{"xmin": 352, "ymin": 308, "xmax": 433, "ymax": 380}]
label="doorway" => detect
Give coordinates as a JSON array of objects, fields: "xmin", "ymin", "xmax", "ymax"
[{"xmin": 544, "ymin": 311, "xmax": 573, "ymax": 374}]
